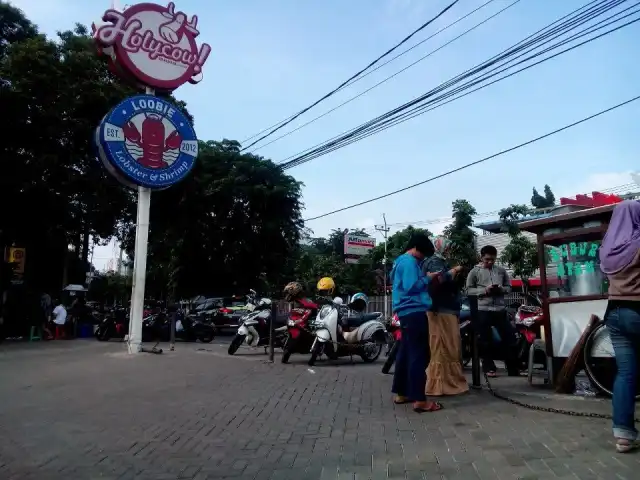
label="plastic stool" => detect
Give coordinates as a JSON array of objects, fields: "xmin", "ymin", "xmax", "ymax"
[
  {"xmin": 29, "ymin": 326, "xmax": 42, "ymax": 342},
  {"xmin": 528, "ymin": 339, "xmax": 552, "ymax": 385}
]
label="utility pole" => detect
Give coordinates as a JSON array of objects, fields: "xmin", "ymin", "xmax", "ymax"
[{"xmin": 375, "ymin": 214, "xmax": 390, "ymax": 319}]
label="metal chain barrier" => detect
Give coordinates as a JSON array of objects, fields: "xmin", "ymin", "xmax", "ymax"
[{"xmin": 479, "ymin": 372, "xmax": 638, "ymax": 421}]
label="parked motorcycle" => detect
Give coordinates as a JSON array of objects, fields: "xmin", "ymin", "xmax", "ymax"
[
  {"xmin": 381, "ymin": 313, "xmax": 400, "ymax": 374},
  {"xmin": 308, "ymin": 294, "xmax": 387, "ymax": 366},
  {"xmin": 228, "ymin": 290, "xmax": 287, "ymax": 355},
  {"xmin": 95, "ymin": 308, "xmax": 129, "ymax": 341},
  {"xmin": 281, "ymin": 297, "xmax": 319, "ymax": 364},
  {"xmin": 513, "ymin": 305, "xmax": 545, "ymax": 369},
  {"xmin": 142, "ymin": 311, "xmax": 215, "ymax": 343}
]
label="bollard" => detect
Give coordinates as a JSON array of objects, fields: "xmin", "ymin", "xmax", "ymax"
[
  {"xmin": 468, "ymin": 294, "xmax": 482, "ymax": 389},
  {"xmin": 268, "ymin": 302, "xmax": 276, "ymax": 362}
]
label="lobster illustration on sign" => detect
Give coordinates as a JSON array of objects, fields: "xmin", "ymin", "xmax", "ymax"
[{"xmin": 122, "ymin": 114, "xmax": 182, "ymax": 169}]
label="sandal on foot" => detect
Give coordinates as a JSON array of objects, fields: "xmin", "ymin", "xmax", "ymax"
[
  {"xmin": 486, "ymin": 371, "xmax": 498, "ymax": 378},
  {"xmin": 393, "ymin": 396, "xmax": 410, "ymax": 405},
  {"xmin": 616, "ymin": 439, "xmax": 639, "ymax": 453},
  {"xmin": 413, "ymin": 402, "xmax": 443, "ymax": 413}
]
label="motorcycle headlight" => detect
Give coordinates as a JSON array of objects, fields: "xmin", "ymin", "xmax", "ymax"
[
  {"xmin": 287, "ymin": 319, "xmax": 295, "ymax": 327},
  {"xmin": 521, "ymin": 317, "xmax": 536, "ymax": 327}
]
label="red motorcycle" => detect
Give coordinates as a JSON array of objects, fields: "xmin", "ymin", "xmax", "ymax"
[
  {"xmin": 381, "ymin": 314, "xmax": 401, "ymax": 374},
  {"xmin": 281, "ymin": 298, "xmax": 318, "ymax": 364},
  {"xmin": 513, "ymin": 305, "xmax": 545, "ymax": 370}
]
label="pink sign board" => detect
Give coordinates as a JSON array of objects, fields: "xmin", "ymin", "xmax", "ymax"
[{"xmin": 94, "ymin": 2, "xmax": 211, "ymax": 91}]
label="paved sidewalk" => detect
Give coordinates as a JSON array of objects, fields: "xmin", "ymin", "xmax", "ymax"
[{"xmin": 0, "ymin": 341, "xmax": 638, "ymax": 479}]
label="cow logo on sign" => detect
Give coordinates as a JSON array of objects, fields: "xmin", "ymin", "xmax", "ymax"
[
  {"xmin": 98, "ymin": 95, "xmax": 198, "ymax": 189},
  {"xmin": 94, "ymin": 2, "xmax": 211, "ymax": 90}
]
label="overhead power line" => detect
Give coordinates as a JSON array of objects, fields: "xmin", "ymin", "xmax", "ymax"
[
  {"xmin": 303, "ymin": 93, "xmax": 640, "ymax": 222},
  {"xmin": 248, "ymin": 0, "xmax": 521, "ymax": 154},
  {"xmin": 281, "ymin": 0, "xmax": 637, "ymax": 169},
  {"xmin": 239, "ymin": 0, "xmax": 461, "ymax": 151}
]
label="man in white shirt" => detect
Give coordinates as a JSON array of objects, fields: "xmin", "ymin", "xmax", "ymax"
[{"xmin": 52, "ymin": 301, "xmax": 67, "ymax": 339}]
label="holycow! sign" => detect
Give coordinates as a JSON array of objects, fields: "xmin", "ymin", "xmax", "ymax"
[
  {"xmin": 94, "ymin": 2, "xmax": 211, "ymax": 91},
  {"xmin": 92, "ymin": 2, "xmax": 210, "ymax": 354}
]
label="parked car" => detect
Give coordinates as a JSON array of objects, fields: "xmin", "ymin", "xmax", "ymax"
[
  {"xmin": 187, "ymin": 297, "xmax": 223, "ymax": 327},
  {"xmin": 216, "ymin": 297, "xmax": 250, "ymax": 328}
]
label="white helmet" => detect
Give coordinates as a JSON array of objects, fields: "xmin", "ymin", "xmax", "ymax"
[
  {"xmin": 258, "ymin": 298, "xmax": 272, "ymax": 307},
  {"xmin": 333, "ymin": 297, "xmax": 343, "ymax": 305}
]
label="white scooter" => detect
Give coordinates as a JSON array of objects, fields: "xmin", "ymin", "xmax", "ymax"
[
  {"xmin": 308, "ymin": 294, "xmax": 387, "ymax": 366},
  {"xmin": 228, "ymin": 290, "xmax": 287, "ymax": 355}
]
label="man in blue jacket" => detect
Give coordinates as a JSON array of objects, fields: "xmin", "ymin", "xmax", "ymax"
[{"xmin": 390, "ymin": 232, "xmax": 446, "ymax": 413}]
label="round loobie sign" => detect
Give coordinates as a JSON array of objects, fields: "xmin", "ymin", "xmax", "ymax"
[
  {"xmin": 98, "ymin": 95, "xmax": 198, "ymax": 189},
  {"xmin": 94, "ymin": 2, "xmax": 212, "ymax": 91}
]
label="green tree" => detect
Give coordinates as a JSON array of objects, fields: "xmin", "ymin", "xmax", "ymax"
[
  {"xmin": 88, "ymin": 271, "xmax": 131, "ymax": 305},
  {"xmin": 442, "ymin": 199, "xmax": 478, "ymax": 274},
  {"xmin": 0, "ymin": 1, "xmax": 37, "ymax": 59},
  {"xmin": 292, "ymin": 228, "xmax": 376, "ymax": 296},
  {"xmin": 120, "ymin": 140, "xmax": 304, "ymax": 300},
  {"xmin": 0, "ymin": 9, "xmax": 142, "ymax": 290},
  {"xmin": 498, "ymin": 204, "xmax": 538, "ymax": 298},
  {"xmin": 1, "ymin": 5, "xmax": 305, "ymax": 304},
  {"xmin": 531, "ymin": 185, "xmax": 556, "ymax": 208},
  {"xmin": 543, "ymin": 184, "xmax": 556, "ymax": 206},
  {"xmin": 0, "ymin": 5, "xmax": 190, "ymax": 292},
  {"xmin": 367, "ymin": 226, "xmax": 432, "ymax": 269}
]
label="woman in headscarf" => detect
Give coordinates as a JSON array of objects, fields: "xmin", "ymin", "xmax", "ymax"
[
  {"xmin": 600, "ymin": 200, "xmax": 640, "ymax": 453},
  {"xmin": 422, "ymin": 236, "xmax": 467, "ymax": 396}
]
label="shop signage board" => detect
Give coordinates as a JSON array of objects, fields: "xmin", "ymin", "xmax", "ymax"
[
  {"xmin": 344, "ymin": 234, "xmax": 376, "ymax": 264},
  {"xmin": 94, "ymin": 2, "xmax": 211, "ymax": 91}
]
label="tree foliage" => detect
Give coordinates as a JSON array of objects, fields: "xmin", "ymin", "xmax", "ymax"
[
  {"xmin": 88, "ymin": 272, "xmax": 130, "ymax": 306},
  {"xmin": 442, "ymin": 199, "xmax": 478, "ymax": 273},
  {"xmin": 531, "ymin": 184, "xmax": 556, "ymax": 208},
  {"xmin": 367, "ymin": 225, "xmax": 432, "ymax": 268},
  {"xmin": 0, "ymin": 4, "xmax": 141, "ymax": 289},
  {"xmin": 498, "ymin": 204, "xmax": 538, "ymax": 295},
  {"xmin": 293, "ymin": 228, "xmax": 376, "ymax": 296},
  {"xmin": 121, "ymin": 140, "xmax": 304, "ymax": 300},
  {"xmin": 0, "ymin": 3, "xmax": 305, "ymax": 303}
]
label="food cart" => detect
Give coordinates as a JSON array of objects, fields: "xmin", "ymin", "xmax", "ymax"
[{"xmin": 518, "ymin": 204, "xmax": 615, "ymax": 386}]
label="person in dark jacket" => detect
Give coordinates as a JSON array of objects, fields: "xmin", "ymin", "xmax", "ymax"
[{"xmin": 422, "ymin": 236, "xmax": 467, "ymax": 396}]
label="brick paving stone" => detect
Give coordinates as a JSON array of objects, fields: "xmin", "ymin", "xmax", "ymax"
[{"xmin": 0, "ymin": 341, "xmax": 639, "ymax": 479}]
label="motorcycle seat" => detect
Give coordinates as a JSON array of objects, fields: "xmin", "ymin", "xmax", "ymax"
[{"xmin": 345, "ymin": 312, "xmax": 382, "ymax": 328}]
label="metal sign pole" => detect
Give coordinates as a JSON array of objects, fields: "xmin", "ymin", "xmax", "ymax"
[
  {"xmin": 375, "ymin": 214, "xmax": 390, "ymax": 318},
  {"xmin": 126, "ymin": 86, "xmax": 154, "ymax": 354}
]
